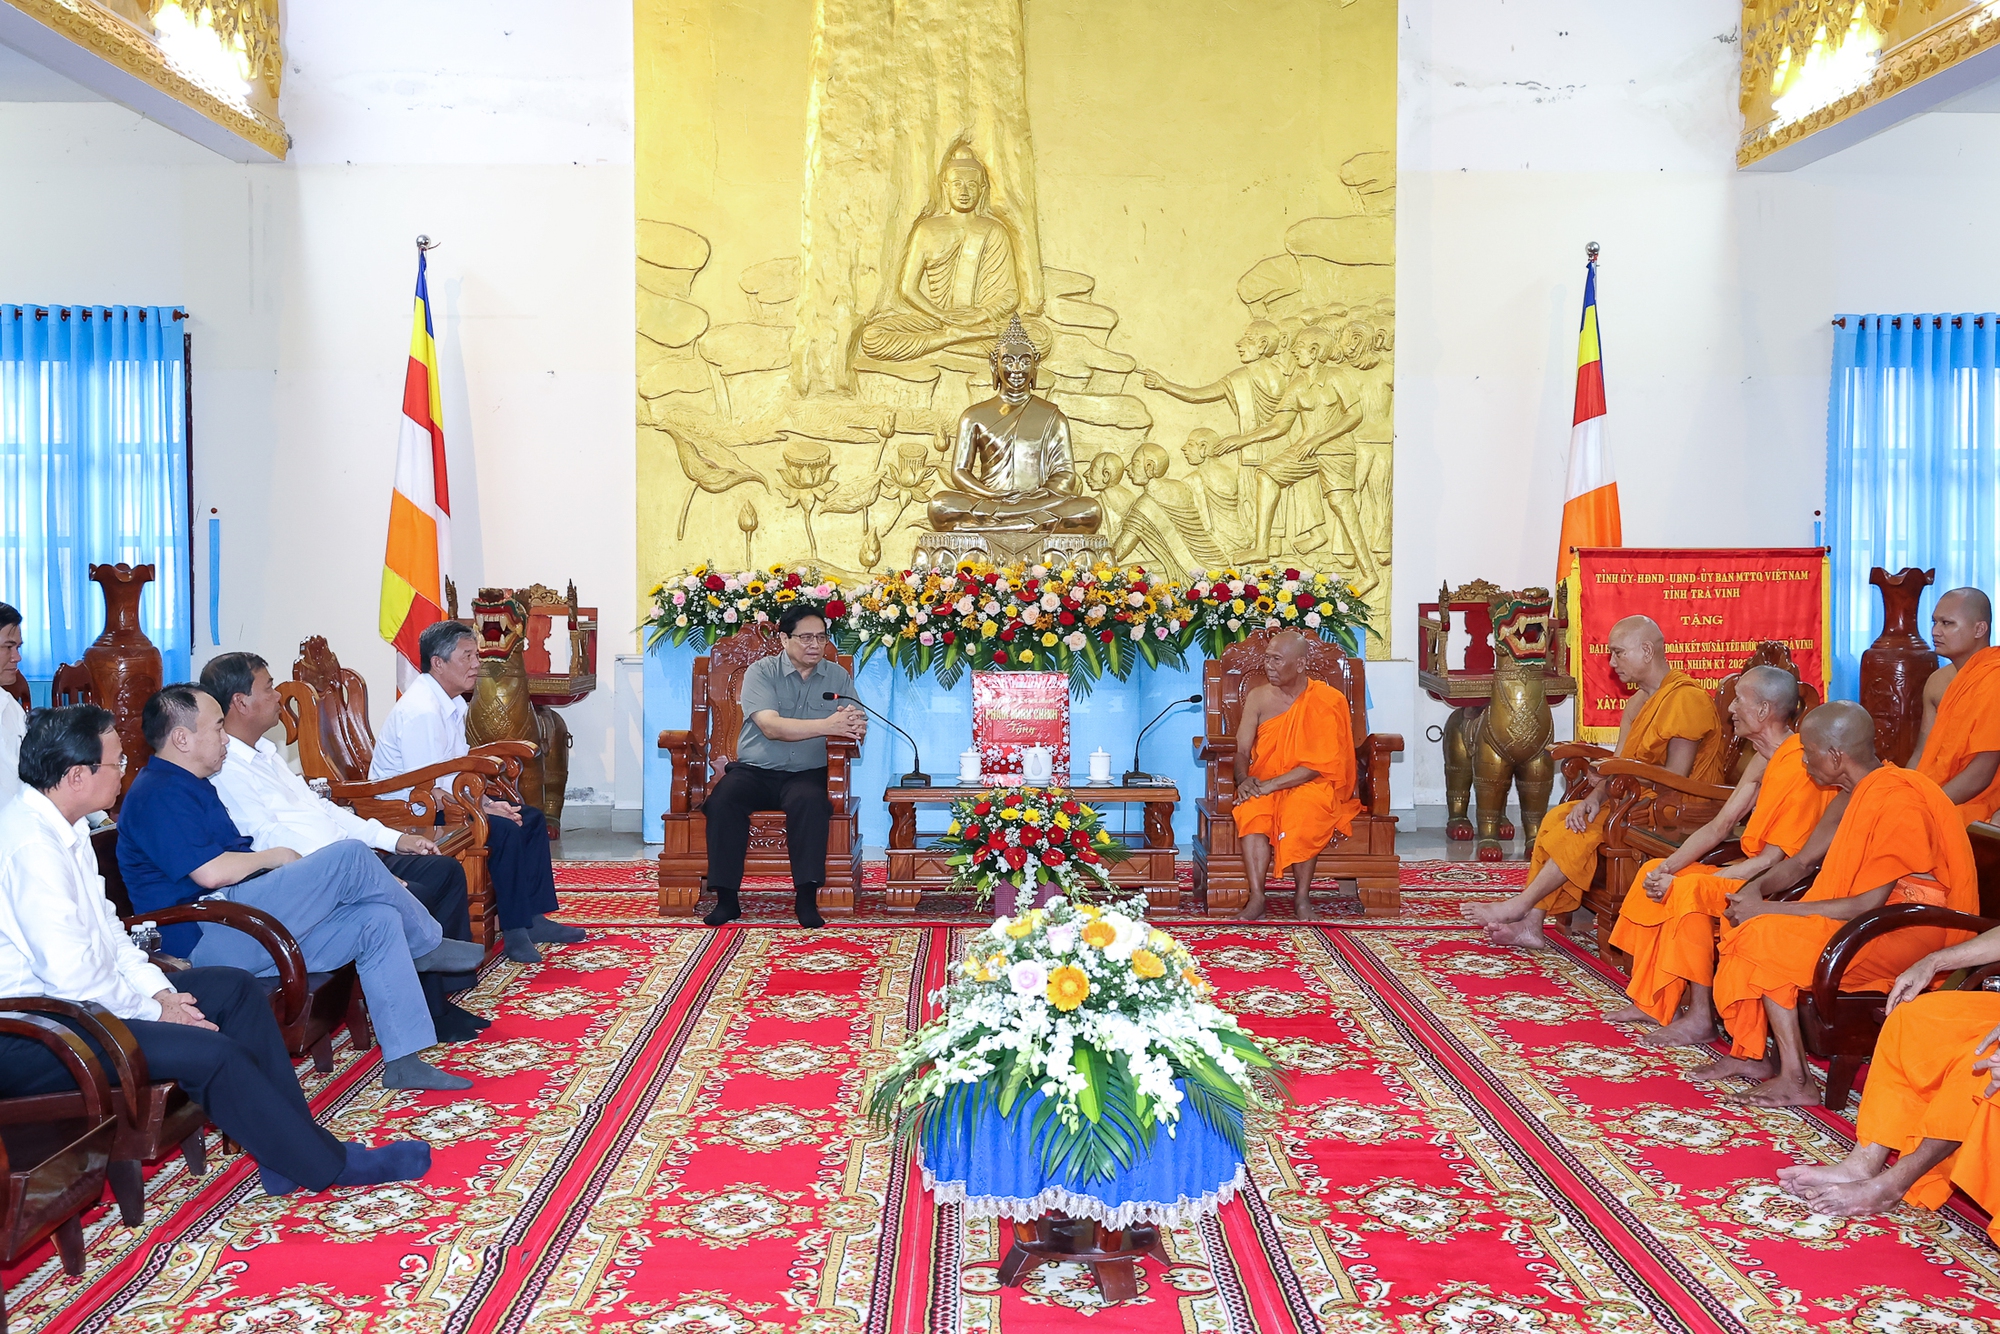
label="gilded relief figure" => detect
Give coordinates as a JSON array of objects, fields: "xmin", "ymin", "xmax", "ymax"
[
  {"xmin": 1214, "ymin": 326, "xmax": 1350, "ymax": 559},
  {"xmin": 1327, "ymin": 314, "xmax": 1394, "ymax": 562},
  {"xmin": 927, "ymin": 316, "xmax": 1100, "ymax": 533},
  {"xmin": 1112, "ymin": 442, "xmax": 1229, "ymax": 574},
  {"xmin": 859, "ymin": 144, "xmax": 1048, "ymax": 364},
  {"xmin": 1181, "ymin": 429, "xmax": 1252, "ymax": 557},
  {"xmin": 1138, "ymin": 321, "xmax": 1288, "ymax": 435}
]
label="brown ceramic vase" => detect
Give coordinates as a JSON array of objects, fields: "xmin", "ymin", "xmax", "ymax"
[
  {"xmin": 83, "ymin": 563, "xmax": 163, "ymax": 804},
  {"xmin": 1859, "ymin": 566, "xmax": 1938, "ymax": 766}
]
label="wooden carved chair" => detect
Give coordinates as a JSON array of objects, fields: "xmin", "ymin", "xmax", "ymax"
[
  {"xmin": 0, "ymin": 1010, "xmax": 118, "ymax": 1328},
  {"xmin": 0, "ymin": 998, "xmax": 208, "ymax": 1228},
  {"xmin": 281, "ymin": 636, "xmax": 527, "ymax": 945},
  {"xmin": 1797, "ymin": 820, "xmax": 2000, "ymax": 1109},
  {"xmin": 49, "ymin": 663, "xmax": 96, "ymax": 708},
  {"xmin": 1189, "ymin": 631, "xmax": 1404, "ymax": 916},
  {"xmin": 656, "ymin": 627, "xmax": 862, "ymax": 917},
  {"xmin": 1569, "ymin": 642, "xmax": 1819, "ymax": 963}
]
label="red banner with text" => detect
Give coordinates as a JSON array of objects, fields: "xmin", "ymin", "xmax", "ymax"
[{"xmin": 1570, "ymin": 547, "xmax": 1830, "ymax": 744}]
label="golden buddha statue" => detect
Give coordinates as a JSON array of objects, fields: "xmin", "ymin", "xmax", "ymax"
[
  {"xmin": 859, "ymin": 145, "xmax": 1045, "ymax": 364},
  {"xmin": 926, "ymin": 316, "xmax": 1100, "ymax": 534}
]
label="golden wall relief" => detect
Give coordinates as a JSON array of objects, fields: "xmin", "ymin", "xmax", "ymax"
[{"xmin": 637, "ymin": 0, "xmax": 1396, "ymax": 653}]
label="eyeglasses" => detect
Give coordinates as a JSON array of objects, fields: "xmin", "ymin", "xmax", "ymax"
[
  {"xmin": 88, "ymin": 756, "xmax": 128, "ymax": 774},
  {"xmin": 787, "ymin": 633, "xmax": 830, "ymax": 646}
]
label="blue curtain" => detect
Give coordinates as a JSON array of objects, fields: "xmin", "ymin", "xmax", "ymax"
[
  {"xmin": 1827, "ymin": 312, "xmax": 2000, "ymax": 699},
  {"xmin": 0, "ymin": 305, "xmax": 190, "ymax": 699}
]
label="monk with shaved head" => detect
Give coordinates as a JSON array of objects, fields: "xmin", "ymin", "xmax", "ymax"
[
  {"xmin": 1603, "ymin": 665, "xmax": 1836, "ymax": 1046},
  {"xmin": 1230, "ymin": 631, "xmax": 1360, "ymax": 921},
  {"xmin": 1911, "ymin": 587, "xmax": 2000, "ymax": 825},
  {"xmin": 1468, "ymin": 615, "xmax": 1726, "ymax": 948},
  {"xmin": 1697, "ymin": 701, "xmax": 1978, "ymax": 1106}
]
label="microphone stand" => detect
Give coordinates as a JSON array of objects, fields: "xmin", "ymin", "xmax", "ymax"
[
  {"xmin": 824, "ymin": 690, "xmax": 929, "ymax": 787},
  {"xmin": 1124, "ymin": 694, "xmax": 1203, "ymax": 786}
]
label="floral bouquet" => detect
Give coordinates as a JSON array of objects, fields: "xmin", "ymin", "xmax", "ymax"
[
  {"xmin": 1179, "ymin": 565, "xmax": 1372, "ymax": 658},
  {"xmin": 836, "ymin": 558, "xmax": 1192, "ymax": 694},
  {"xmin": 643, "ymin": 564, "xmax": 848, "ymax": 651},
  {"xmin": 938, "ymin": 787, "xmax": 1131, "ymax": 914},
  {"xmin": 867, "ymin": 896, "xmax": 1289, "ymax": 1189}
]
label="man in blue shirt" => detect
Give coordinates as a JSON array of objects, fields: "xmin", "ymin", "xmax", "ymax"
[{"xmin": 119, "ymin": 684, "xmax": 486, "ymax": 1092}]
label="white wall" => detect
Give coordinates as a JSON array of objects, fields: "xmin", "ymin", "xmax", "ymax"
[
  {"xmin": 1395, "ymin": 0, "xmax": 2000, "ymax": 802},
  {"xmin": 0, "ymin": 1, "xmax": 636, "ymax": 794},
  {"xmin": 8, "ymin": 0, "xmax": 2000, "ymax": 810}
]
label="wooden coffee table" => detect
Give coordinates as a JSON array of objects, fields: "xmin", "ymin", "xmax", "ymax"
[{"xmin": 883, "ymin": 783, "xmax": 1181, "ymax": 914}]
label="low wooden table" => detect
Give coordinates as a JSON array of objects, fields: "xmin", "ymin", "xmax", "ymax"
[{"xmin": 883, "ymin": 783, "xmax": 1181, "ymax": 915}]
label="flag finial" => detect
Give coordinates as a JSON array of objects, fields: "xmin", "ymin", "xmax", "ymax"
[
  {"xmin": 415, "ymin": 235, "xmax": 439, "ymax": 251},
  {"xmin": 1585, "ymin": 241, "xmax": 1600, "ymax": 262}
]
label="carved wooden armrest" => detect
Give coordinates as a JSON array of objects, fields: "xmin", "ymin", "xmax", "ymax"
[
  {"xmin": 1813, "ymin": 904, "xmax": 2000, "ymax": 1012},
  {"xmin": 1193, "ymin": 736, "xmax": 1236, "ymax": 764},
  {"xmin": 1553, "ymin": 741, "xmax": 1612, "ymax": 801},
  {"xmin": 472, "ymin": 739, "xmax": 538, "ymax": 761},
  {"xmin": 1598, "ymin": 759, "xmax": 1733, "ymax": 804},
  {"xmin": 329, "ymin": 757, "xmax": 504, "ymax": 805},
  {"xmin": 468, "ymin": 742, "xmax": 531, "ymax": 804},
  {"xmin": 125, "ymin": 902, "xmax": 310, "ymax": 1028},
  {"xmin": 826, "ymin": 737, "xmax": 859, "ymax": 815},
  {"xmin": 1552, "ymin": 742, "xmax": 1612, "ymax": 762},
  {"xmin": 1358, "ymin": 733, "xmax": 1404, "ymax": 814},
  {"xmin": 0, "ymin": 998, "xmax": 149, "ymax": 1131},
  {"xmin": 0, "ymin": 1012, "xmax": 112, "ymax": 1120},
  {"xmin": 659, "ymin": 729, "xmax": 703, "ymax": 814}
]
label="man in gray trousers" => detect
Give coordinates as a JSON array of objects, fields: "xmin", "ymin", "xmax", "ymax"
[{"xmin": 117, "ymin": 684, "xmax": 486, "ymax": 1092}]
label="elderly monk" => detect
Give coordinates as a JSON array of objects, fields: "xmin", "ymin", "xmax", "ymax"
[
  {"xmin": 1604, "ymin": 666, "xmax": 1837, "ymax": 1046},
  {"xmin": 1467, "ymin": 616, "xmax": 1726, "ymax": 948},
  {"xmin": 1232, "ymin": 631, "xmax": 1360, "ymax": 922},
  {"xmin": 1696, "ymin": 702, "xmax": 1979, "ymax": 1106},
  {"xmin": 1911, "ymin": 587, "xmax": 2000, "ymax": 825},
  {"xmin": 1776, "ymin": 923, "xmax": 2000, "ymax": 1234}
]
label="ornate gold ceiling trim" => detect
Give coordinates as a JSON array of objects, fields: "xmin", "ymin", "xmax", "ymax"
[
  {"xmin": 2, "ymin": 0, "xmax": 287, "ymax": 159},
  {"xmin": 1738, "ymin": 1, "xmax": 2000, "ymax": 167}
]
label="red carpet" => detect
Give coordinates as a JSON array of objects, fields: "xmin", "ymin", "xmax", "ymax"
[{"xmin": 8, "ymin": 863, "xmax": 1998, "ymax": 1332}]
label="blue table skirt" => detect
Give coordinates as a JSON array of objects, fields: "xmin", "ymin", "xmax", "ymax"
[{"xmin": 918, "ymin": 1080, "xmax": 1247, "ymax": 1229}]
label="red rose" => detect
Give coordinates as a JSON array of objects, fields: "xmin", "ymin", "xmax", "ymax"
[
  {"xmin": 1242, "ymin": 584, "xmax": 1259, "ymax": 600},
  {"xmin": 942, "ymin": 630, "xmax": 956, "ymax": 644},
  {"xmin": 784, "ymin": 572, "xmax": 803, "ymax": 589},
  {"xmin": 1024, "ymin": 579, "xmax": 1040, "ymax": 594},
  {"xmin": 1003, "ymin": 794, "xmax": 1022, "ymax": 807},
  {"xmin": 973, "ymin": 800, "xmax": 992, "ymax": 815},
  {"xmin": 983, "ymin": 572, "xmax": 999, "ymax": 586},
  {"xmin": 1295, "ymin": 593, "xmax": 1315, "ymax": 611},
  {"xmin": 1099, "ymin": 629, "xmax": 1114, "ymax": 643},
  {"xmin": 824, "ymin": 598, "xmax": 847, "ymax": 618},
  {"xmin": 1041, "ymin": 848, "xmax": 1066, "ymax": 866},
  {"xmin": 1284, "ymin": 567, "xmax": 1301, "ymax": 581},
  {"xmin": 1061, "ymin": 800, "xmax": 1080, "ymax": 814},
  {"xmin": 1058, "ymin": 611, "xmax": 1076, "ymax": 627},
  {"xmin": 1000, "ymin": 627, "xmax": 1017, "ymax": 643},
  {"xmin": 703, "ymin": 574, "xmax": 725, "ymax": 591},
  {"xmin": 1131, "ymin": 581, "xmax": 1148, "ymax": 595},
  {"xmin": 1004, "ymin": 848, "xmax": 1028, "ymax": 869}
]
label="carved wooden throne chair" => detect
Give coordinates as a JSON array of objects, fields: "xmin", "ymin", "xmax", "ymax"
[
  {"xmin": 280, "ymin": 636, "xmax": 535, "ymax": 946},
  {"xmin": 1573, "ymin": 641, "xmax": 1822, "ymax": 964},
  {"xmin": 1190, "ymin": 631, "xmax": 1404, "ymax": 916},
  {"xmin": 656, "ymin": 627, "xmax": 862, "ymax": 918}
]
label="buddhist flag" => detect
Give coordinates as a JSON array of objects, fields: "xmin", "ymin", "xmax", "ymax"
[
  {"xmin": 378, "ymin": 249, "xmax": 451, "ymax": 678},
  {"xmin": 1555, "ymin": 257, "xmax": 1619, "ymax": 585}
]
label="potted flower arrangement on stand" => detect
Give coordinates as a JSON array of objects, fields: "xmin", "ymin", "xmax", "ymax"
[
  {"xmin": 935, "ymin": 787, "xmax": 1130, "ymax": 916},
  {"xmin": 868, "ymin": 896, "xmax": 1289, "ymax": 1304}
]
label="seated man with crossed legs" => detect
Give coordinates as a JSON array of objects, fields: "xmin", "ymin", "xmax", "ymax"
[{"xmin": 0, "ymin": 705, "xmax": 430, "ymax": 1195}]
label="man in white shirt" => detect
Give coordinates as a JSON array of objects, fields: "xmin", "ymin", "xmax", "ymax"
[
  {"xmin": 0, "ymin": 601, "xmax": 26, "ymax": 812},
  {"xmin": 0, "ymin": 704, "xmax": 432, "ymax": 1196},
  {"xmin": 371, "ymin": 620, "xmax": 587, "ymax": 964},
  {"xmin": 203, "ymin": 651, "xmax": 490, "ymax": 1043}
]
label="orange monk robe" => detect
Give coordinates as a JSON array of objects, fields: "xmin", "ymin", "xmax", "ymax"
[
  {"xmin": 1854, "ymin": 990, "xmax": 2000, "ymax": 1240},
  {"xmin": 1917, "ymin": 645, "xmax": 2000, "ymax": 825},
  {"xmin": 1527, "ymin": 670, "xmax": 1728, "ymax": 915},
  {"xmin": 1232, "ymin": 679, "xmax": 1360, "ymax": 871},
  {"xmin": 1712, "ymin": 765, "xmax": 1978, "ymax": 1059},
  {"xmin": 1608, "ymin": 733, "xmax": 1836, "ymax": 1024}
]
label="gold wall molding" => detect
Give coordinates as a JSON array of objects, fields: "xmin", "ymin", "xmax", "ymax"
[
  {"xmin": 1739, "ymin": 0, "xmax": 1997, "ymax": 167},
  {"xmin": 3, "ymin": 0, "xmax": 286, "ymax": 159}
]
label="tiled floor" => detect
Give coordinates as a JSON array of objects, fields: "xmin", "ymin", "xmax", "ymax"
[{"xmin": 553, "ymin": 806, "xmax": 1538, "ymax": 864}]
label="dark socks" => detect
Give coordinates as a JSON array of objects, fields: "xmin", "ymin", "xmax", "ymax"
[
  {"xmin": 795, "ymin": 886, "xmax": 824, "ymax": 929},
  {"xmin": 433, "ymin": 1001, "xmax": 486, "ymax": 1043},
  {"xmin": 704, "ymin": 886, "xmax": 742, "ymax": 926},
  {"xmin": 528, "ymin": 913, "xmax": 587, "ymax": 943},
  {"xmin": 501, "ymin": 928, "xmax": 542, "ymax": 963},
  {"xmin": 260, "ymin": 1140, "xmax": 433, "ymax": 1196}
]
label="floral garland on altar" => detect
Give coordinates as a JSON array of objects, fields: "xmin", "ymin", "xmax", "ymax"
[
  {"xmin": 643, "ymin": 559, "xmax": 1370, "ymax": 693},
  {"xmin": 866, "ymin": 895, "xmax": 1288, "ymax": 1187}
]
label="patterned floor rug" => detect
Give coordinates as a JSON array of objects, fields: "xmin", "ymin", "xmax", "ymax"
[{"xmin": 8, "ymin": 897, "xmax": 1995, "ymax": 1332}]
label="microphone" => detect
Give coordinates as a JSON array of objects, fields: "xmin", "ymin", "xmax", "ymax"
[
  {"xmin": 823, "ymin": 691, "xmax": 929, "ymax": 788},
  {"xmin": 1125, "ymin": 694, "xmax": 1203, "ymax": 786}
]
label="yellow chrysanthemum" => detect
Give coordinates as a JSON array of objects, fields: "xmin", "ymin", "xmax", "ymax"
[
  {"xmin": 1148, "ymin": 928, "xmax": 1173, "ymax": 951},
  {"xmin": 1130, "ymin": 948, "xmax": 1166, "ymax": 979},
  {"xmin": 1023, "ymin": 808, "xmax": 1042, "ymax": 825},
  {"xmin": 999, "ymin": 808, "xmax": 1021, "ymax": 821},
  {"xmin": 1080, "ymin": 919, "xmax": 1118, "ymax": 950},
  {"xmin": 1046, "ymin": 966, "xmax": 1091, "ymax": 1011},
  {"xmin": 1078, "ymin": 905, "xmax": 1102, "ymax": 919},
  {"xmin": 1053, "ymin": 811, "xmax": 1072, "ymax": 830}
]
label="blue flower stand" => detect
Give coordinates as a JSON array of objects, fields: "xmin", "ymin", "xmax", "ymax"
[{"xmin": 919, "ymin": 1082, "xmax": 1246, "ymax": 1303}]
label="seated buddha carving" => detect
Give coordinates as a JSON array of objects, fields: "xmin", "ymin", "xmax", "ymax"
[
  {"xmin": 926, "ymin": 316, "xmax": 1101, "ymax": 535},
  {"xmin": 859, "ymin": 145, "xmax": 1046, "ymax": 364}
]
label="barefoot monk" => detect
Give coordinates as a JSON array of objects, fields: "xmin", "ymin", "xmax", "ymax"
[
  {"xmin": 1468, "ymin": 615, "xmax": 1726, "ymax": 948},
  {"xmin": 1778, "ymin": 922, "xmax": 2000, "ymax": 1235},
  {"xmin": 1605, "ymin": 666, "xmax": 1836, "ymax": 1046},
  {"xmin": 1911, "ymin": 587, "xmax": 2000, "ymax": 826},
  {"xmin": 1697, "ymin": 702, "xmax": 1979, "ymax": 1106},
  {"xmin": 1231, "ymin": 631, "xmax": 1360, "ymax": 922}
]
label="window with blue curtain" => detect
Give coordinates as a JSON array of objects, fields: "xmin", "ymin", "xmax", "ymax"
[
  {"xmin": 1826, "ymin": 312, "xmax": 2000, "ymax": 700},
  {"xmin": 0, "ymin": 305, "xmax": 191, "ymax": 700}
]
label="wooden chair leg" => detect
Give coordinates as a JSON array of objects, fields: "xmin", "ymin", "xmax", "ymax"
[
  {"xmin": 1823, "ymin": 1055, "xmax": 1862, "ymax": 1111},
  {"xmin": 310, "ymin": 1036, "xmax": 334, "ymax": 1074},
  {"xmin": 181, "ymin": 1133, "xmax": 208, "ymax": 1175},
  {"xmin": 54, "ymin": 1215, "xmax": 85, "ymax": 1276},
  {"xmin": 107, "ymin": 1158, "xmax": 145, "ymax": 1227}
]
